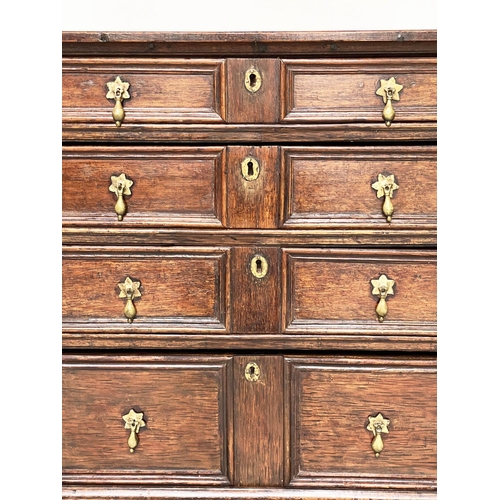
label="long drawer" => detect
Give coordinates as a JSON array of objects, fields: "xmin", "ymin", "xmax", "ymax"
[{"xmin": 63, "ymin": 145, "xmax": 436, "ymax": 231}]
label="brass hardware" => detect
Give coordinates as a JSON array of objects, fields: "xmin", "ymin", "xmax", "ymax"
[
  {"xmin": 375, "ymin": 77, "xmax": 403, "ymax": 126},
  {"xmin": 366, "ymin": 413, "xmax": 390, "ymax": 457},
  {"xmin": 106, "ymin": 76, "xmax": 130, "ymax": 127},
  {"xmin": 244, "ymin": 67, "xmax": 262, "ymax": 93},
  {"xmin": 109, "ymin": 173, "xmax": 134, "ymax": 220},
  {"xmin": 241, "ymin": 156, "xmax": 260, "ymax": 181},
  {"xmin": 250, "ymin": 255, "xmax": 268, "ymax": 278},
  {"xmin": 371, "ymin": 174, "xmax": 399, "ymax": 222},
  {"xmin": 245, "ymin": 362, "xmax": 260, "ymax": 382},
  {"xmin": 371, "ymin": 274, "xmax": 395, "ymax": 322},
  {"xmin": 118, "ymin": 276, "xmax": 141, "ymax": 323},
  {"xmin": 122, "ymin": 409, "xmax": 146, "ymax": 453}
]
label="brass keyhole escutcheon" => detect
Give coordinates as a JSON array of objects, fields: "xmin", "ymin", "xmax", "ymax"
[
  {"xmin": 375, "ymin": 77, "xmax": 403, "ymax": 126},
  {"xmin": 371, "ymin": 274, "xmax": 395, "ymax": 322},
  {"xmin": 244, "ymin": 67, "xmax": 262, "ymax": 93},
  {"xmin": 366, "ymin": 413, "xmax": 390, "ymax": 457},
  {"xmin": 250, "ymin": 255, "xmax": 268, "ymax": 278},
  {"xmin": 106, "ymin": 76, "xmax": 130, "ymax": 127},
  {"xmin": 241, "ymin": 156, "xmax": 260, "ymax": 181},
  {"xmin": 122, "ymin": 409, "xmax": 146, "ymax": 453},
  {"xmin": 118, "ymin": 276, "xmax": 142, "ymax": 323},
  {"xmin": 245, "ymin": 362, "xmax": 260, "ymax": 382}
]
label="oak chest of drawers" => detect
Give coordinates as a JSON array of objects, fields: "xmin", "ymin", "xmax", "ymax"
[{"xmin": 62, "ymin": 30, "xmax": 437, "ymax": 500}]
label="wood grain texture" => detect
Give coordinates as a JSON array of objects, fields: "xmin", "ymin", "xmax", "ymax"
[
  {"xmin": 233, "ymin": 356, "xmax": 283, "ymax": 487},
  {"xmin": 62, "ymin": 122, "xmax": 437, "ymax": 143},
  {"xmin": 62, "ymin": 487, "xmax": 437, "ymax": 499},
  {"xmin": 62, "ymin": 354, "xmax": 233, "ymax": 485},
  {"xmin": 281, "ymin": 146, "xmax": 436, "ymax": 228},
  {"xmin": 226, "ymin": 59, "xmax": 280, "ymax": 123},
  {"xmin": 226, "ymin": 146, "xmax": 279, "ymax": 228},
  {"xmin": 230, "ymin": 247, "xmax": 280, "ymax": 333},
  {"xmin": 281, "ymin": 59, "xmax": 436, "ymax": 123},
  {"xmin": 62, "ymin": 30, "xmax": 437, "ymax": 58},
  {"xmin": 62, "ymin": 58, "xmax": 226, "ymax": 124},
  {"xmin": 62, "ymin": 246, "xmax": 229, "ymax": 332},
  {"xmin": 285, "ymin": 355, "xmax": 436, "ymax": 490},
  {"xmin": 63, "ymin": 146, "xmax": 226, "ymax": 227},
  {"xmin": 282, "ymin": 248, "xmax": 436, "ymax": 334},
  {"xmin": 62, "ymin": 228, "xmax": 437, "ymax": 248}
]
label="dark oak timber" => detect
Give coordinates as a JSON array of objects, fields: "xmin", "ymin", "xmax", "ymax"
[{"xmin": 62, "ymin": 30, "xmax": 437, "ymax": 500}]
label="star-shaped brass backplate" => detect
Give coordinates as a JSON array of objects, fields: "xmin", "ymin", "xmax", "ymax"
[
  {"xmin": 106, "ymin": 76, "xmax": 130, "ymax": 101},
  {"xmin": 366, "ymin": 413, "xmax": 390, "ymax": 436},
  {"xmin": 122, "ymin": 409, "xmax": 146, "ymax": 431},
  {"xmin": 118, "ymin": 277, "xmax": 141, "ymax": 299},
  {"xmin": 109, "ymin": 173, "xmax": 134, "ymax": 196},
  {"xmin": 371, "ymin": 274, "xmax": 395, "ymax": 297},
  {"xmin": 372, "ymin": 174, "xmax": 399, "ymax": 199},
  {"xmin": 376, "ymin": 77, "xmax": 403, "ymax": 103}
]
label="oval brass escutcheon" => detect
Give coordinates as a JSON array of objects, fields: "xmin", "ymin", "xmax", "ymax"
[
  {"xmin": 250, "ymin": 255, "xmax": 268, "ymax": 278},
  {"xmin": 241, "ymin": 156, "xmax": 260, "ymax": 181},
  {"xmin": 245, "ymin": 362, "xmax": 260, "ymax": 382},
  {"xmin": 244, "ymin": 67, "xmax": 262, "ymax": 93}
]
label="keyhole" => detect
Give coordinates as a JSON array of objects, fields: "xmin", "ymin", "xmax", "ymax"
[
  {"xmin": 245, "ymin": 68, "xmax": 262, "ymax": 93},
  {"xmin": 245, "ymin": 362, "xmax": 260, "ymax": 381},
  {"xmin": 250, "ymin": 254, "xmax": 268, "ymax": 278},
  {"xmin": 241, "ymin": 157, "xmax": 260, "ymax": 181},
  {"xmin": 255, "ymin": 258, "xmax": 262, "ymax": 273}
]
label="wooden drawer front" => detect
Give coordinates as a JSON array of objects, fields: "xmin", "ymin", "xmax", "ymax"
[
  {"xmin": 62, "ymin": 247, "xmax": 229, "ymax": 332},
  {"xmin": 281, "ymin": 58, "xmax": 436, "ymax": 123},
  {"xmin": 62, "ymin": 58, "xmax": 226, "ymax": 124},
  {"xmin": 282, "ymin": 249, "xmax": 436, "ymax": 339},
  {"xmin": 62, "ymin": 355, "xmax": 233, "ymax": 485},
  {"xmin": 62, "ymin": 147, "xmax": 226, "ymax": 227},
  {"xmin": 285, "ymin": 356, "xmax": 436, "ymax": 490},
  {"xmin": 281, "ymin": 146, "xmax": 436, "ymax": 228}
]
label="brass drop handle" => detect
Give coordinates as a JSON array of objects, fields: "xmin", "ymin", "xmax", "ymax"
[
  {"xmin": 106, "ymin": 76, "xmax": 130, "ymax": 127},
  {"xmin": 118, "ymin": 276, "xmax": 142, "ymax": 323},
  {"xmin": 376, "ymin": 77, "xmax": 403, "ymax": 126},
  {"xmin": 371, "ymin": 174, "xmax": 399, "ymax": 222},
  {"xmin": 366, "ymin": 413, "xmax": 390, "ymax": 457},
  {"xmin": 122, "ymin": 409, "xmax": 146, "ymax": 453},
  {"xmin": 109, "ymin": 173, "xmax": 133, "ymax": 220},
  {"xmin": 371, "ymin": 274, "xmax": 395, "ymax": 322}
]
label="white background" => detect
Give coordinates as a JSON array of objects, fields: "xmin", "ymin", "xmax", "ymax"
[{"xmin": 4, "ymin": 1, "xmax": 497, "ymax": 498}]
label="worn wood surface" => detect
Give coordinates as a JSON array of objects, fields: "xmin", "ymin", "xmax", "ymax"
[
  {"xmin": 62, "ymin": 228, "xmax": 437, "ymax": 248},
  {"xmin": 282, "ymin": 248, "xmax": 436, "ymax": 333},
  {"xmin": 62, "ymin": 31, "xmax": 437, "ymax": 498},
  {"xmin": 62, "ymin": 355, "xmax": 233, "ymax": 485},
  {"xmin": 226, "ymin": 146, "xmax": 279, "ymax": 229},
  {"xmin": 226, "ymin": 59, "xmax": 280, "ymax": 123},
  {"xmin": 63, "ymin": 146, "xmax": 226, "ymax": 227},
  {"xmin": 62, "ymin": 30, "xmax": 437, "ymax": 58},
  {"xmin": 281, "ymin": 146, "xmax": 436, "ymax": 228},
  {"xmin": 233, "ymin": 356, "xmax": 284, "ymax": 486},
  {"xmin": 62, "ymin": 487, "xmax": 437, "ymax": 499},
  {"xmin": 281, "ymin": 58, "xmax": 436, "ymax": 123},
  {"xmin": 230, "ymin": 247, "xmax": 281, "ymax": 333},
  {"xmin": 62, "ymin": 247, "xmax": 229, "ymax": 332},
  {"xmin": 62, "ymin": 122, "xmax": 437, "ymax": 143},
  {"xmin": 62, "ymin": 58, "xmax": 226, "ymax": 124},
  {"xmin": 285, "ymin": 356, "xmax": 436, "ymax": 489}
]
